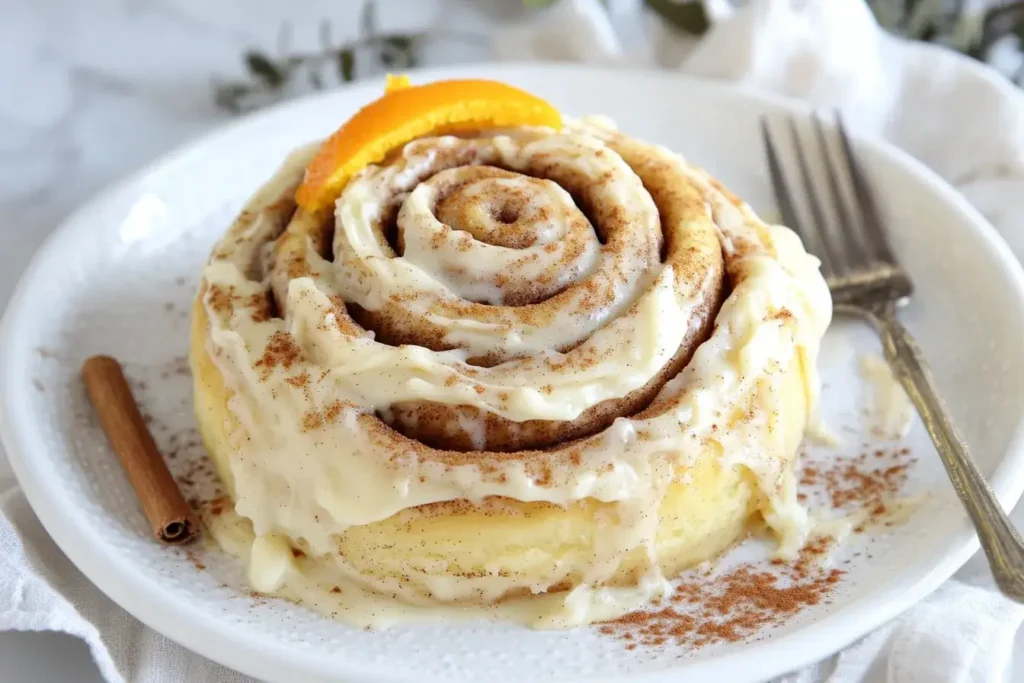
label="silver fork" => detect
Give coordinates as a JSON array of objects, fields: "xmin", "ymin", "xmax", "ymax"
[{"xmin": 761, "ymin": 114, "xmax": 1024, "ymax": 600}]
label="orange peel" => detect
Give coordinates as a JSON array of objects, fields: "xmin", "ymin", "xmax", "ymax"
[{"xmin": 295, "ymin": 76, "xmax": 563, "ymax": 212}]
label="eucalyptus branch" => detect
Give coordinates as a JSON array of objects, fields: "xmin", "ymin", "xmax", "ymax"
[
  {"xmin": 213, "ymin": 1, "xmax": 488, "ymax": 114},
  {"xmin": 214, "ymin": 30, "xmax": 487, "ymax": 114}
]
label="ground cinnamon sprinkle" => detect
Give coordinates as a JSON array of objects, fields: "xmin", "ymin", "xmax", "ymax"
[
  {"xmin": 206, "ymin": 495, "xmax": 230, "ymax": 517},
  {"xmin": 206, "ymin": 284, "xmax": 236, "ymax": 315},
  {"xmin": 302, "ymin": 400, "xmax": 345, "ymax": 432},
  {"xmin": 285, "ymin": 371, "xmax": 311, "ymax": 389},
  {"xmin": 600, "ymin": 538, "xmax": 844, "ymax": 651},
  {"xmin": 253, "ymin": 331, "xmax": 305, "ymax": 379},
  {"xmin": 799, "ymin": 446, "xmax": 917, "ymax": 528}
]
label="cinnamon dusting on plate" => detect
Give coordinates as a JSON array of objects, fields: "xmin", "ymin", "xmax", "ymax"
[
  {"xmin": 599, "ymin": 537, "xmax": 842, "ymax": 650},
  {"xmin": 800, "ymin": 446, "xmax": 918, "ymax": 530}
]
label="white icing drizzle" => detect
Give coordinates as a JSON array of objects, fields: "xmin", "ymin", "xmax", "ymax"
[{"xmin": 859, "ymin": 354, "xmax": 914, "ymax": 439}]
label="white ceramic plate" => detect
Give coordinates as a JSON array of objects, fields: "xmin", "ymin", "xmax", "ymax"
[{"xmin": 3, "ymin": 64, "xmax": 1024, "ymax": 683}]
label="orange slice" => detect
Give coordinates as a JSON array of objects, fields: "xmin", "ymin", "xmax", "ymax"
[{"xmin": 295, "ymin": 76, "xmax": 563, "ymax": 212}]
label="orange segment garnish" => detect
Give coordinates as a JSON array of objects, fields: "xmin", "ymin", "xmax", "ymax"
[
  {"xmin": 384, "ymin": 73, "xmax": 411, "ymax": 93},
  {"xmin": 296, "ymin": 76, "xmax": 563, "ymax": 212}
]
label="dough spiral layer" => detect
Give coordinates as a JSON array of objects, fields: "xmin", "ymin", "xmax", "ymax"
[{"xmin": 191, "ymin": 117, "xmax": 832, "ymax": 627}]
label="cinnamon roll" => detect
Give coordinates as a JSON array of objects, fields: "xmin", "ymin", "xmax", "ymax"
[{"xmin": 190, "ymin": 79, "xmax": 831, "ymax": 628}]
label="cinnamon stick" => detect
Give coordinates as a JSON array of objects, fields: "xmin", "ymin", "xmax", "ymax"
[{"xmin": 82, "ymin": 355, "xmax": 199, "ymax": 544}]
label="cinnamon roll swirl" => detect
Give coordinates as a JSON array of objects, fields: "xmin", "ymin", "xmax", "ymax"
[{"xmin": 190, "ymin": 91, "xmax": 831, "ymax": 627}]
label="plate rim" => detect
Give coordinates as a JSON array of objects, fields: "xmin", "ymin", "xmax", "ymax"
[{"xmin": 4, "ymin": 61, "xmax": 1024, "ymax": 683}]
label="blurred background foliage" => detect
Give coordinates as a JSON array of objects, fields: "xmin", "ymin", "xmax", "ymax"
[{"xmin": 215, "ymin": 0, "xmax": 1024, "ymax": 113}]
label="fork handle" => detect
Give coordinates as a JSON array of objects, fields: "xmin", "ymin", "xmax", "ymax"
[{"xmin": 864, "ymin": 302, "xmax": 1024, "ymax": 601}]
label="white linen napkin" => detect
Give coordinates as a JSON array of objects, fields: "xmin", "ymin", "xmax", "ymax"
[{"xmin": 2, "ymin": 1, "xmax": 1024, "ymax": 681}]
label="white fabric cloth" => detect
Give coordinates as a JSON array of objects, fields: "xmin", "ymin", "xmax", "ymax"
[{"xmin": 2, "ymin": 1, "xmax": 1024, "ymax": 681}]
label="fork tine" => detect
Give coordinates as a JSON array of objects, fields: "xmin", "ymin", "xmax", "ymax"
[
  {"xmin": 762, "ymin": 119, "xmax": 836, "ymax": 275},
  {"xmin": 835, "ymin": 115, "xmax": 897, "ymax": 264},
  {"xmin": 813, "ymin": 114, "xmax": 868, "ymax": 269},
  {"xmin": 788, "ymin": 117, "xmax": 844, "ymax": 275},
  {"xmin": 760, "ymin": 119, "xmax": 807, "ymax": 241}
]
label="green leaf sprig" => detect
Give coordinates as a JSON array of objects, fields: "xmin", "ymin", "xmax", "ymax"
[{"xmin": 213, "ymin": 0, "xmax": 487, "ymax": 113}]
